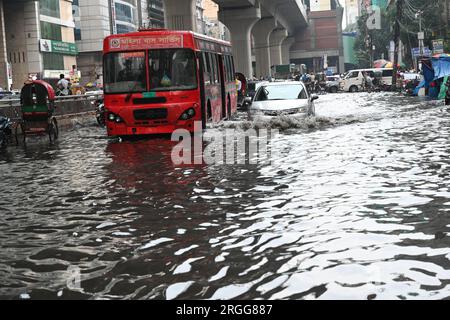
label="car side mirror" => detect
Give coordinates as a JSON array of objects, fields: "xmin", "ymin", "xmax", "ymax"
[
  {"xmin": 311, "ymin": 94, "xmax": 319, "ymax": 101},
  {"xmin": 244, "ymin": 97, "xmax": 252, "ymax": 104}
]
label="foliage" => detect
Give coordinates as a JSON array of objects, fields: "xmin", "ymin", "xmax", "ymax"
[
  {"xmin": 353, "ymin": 8, "xmax": 393, "ymax": 68},
  {"xmin": 353, "ymin": 0, "xmax": 448, "ymax": 69}
]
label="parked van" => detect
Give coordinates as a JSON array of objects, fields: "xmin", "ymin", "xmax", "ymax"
[{"xmin": 340, "ymin": 68, "xmax": 393, "ymax": 92}]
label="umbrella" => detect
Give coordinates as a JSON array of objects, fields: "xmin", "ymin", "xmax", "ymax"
[
  {"xmin": 373, "ymin": 59, "xmax": 390, "ymax": 68},
  {"xmin": 377, "ymin": 61, "xmax": 405, "ymax": 69},
  {"xmin": 432, "ymin": 53, "xmax": 450, "ymax": 59}
]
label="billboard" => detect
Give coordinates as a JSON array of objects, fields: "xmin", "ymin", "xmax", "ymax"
[
  {"xmin": 432, "ymin": 39, "xmax": 444, "ymax": 54},
  {"xmin": 310, "ymin": 0, "xmax": 331, "ymax": 12}
]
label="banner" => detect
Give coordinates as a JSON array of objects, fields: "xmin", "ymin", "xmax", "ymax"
[
  {"xmin": 411, "ymin": 47, "xmax": 432, "ymax": 57},
  {"xmin": 39, "ymin": 39, "xmax": 78, "ymax": 55},
  {"xmin": 432, "ymin": 39, "xmax": 444, "ymax": 54}
]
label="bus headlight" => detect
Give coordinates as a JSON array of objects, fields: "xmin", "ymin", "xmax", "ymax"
[
  {"xmin": 108, "ymin": 113, "xmax": 116, "ymax": 121},
  {"xmin": 108, "ymin": 112, "xmax": 123, "ymax": 123},
  {"xmin": 179, "ymin": 108, "xmax": 196, "ymax": 120}
]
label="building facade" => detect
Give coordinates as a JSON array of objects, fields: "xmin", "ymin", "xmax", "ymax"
[
  {"xmin": 345, "ymin": 0, "xmax": 360, "ymax": 28},
  {"xmin": 74, "ymin": 0, "xmax": 148, "ymax": 86},
  {"xmin": 291, "ymin": 0, "xmax": 345, "ymax": 73},
  {"xmin": 148, "ymin": 0, "xmax": 164, "ymax": 28},
  {"xmin": 0, "ymin": 0, "xmax": 77, "ymax": 90},
  {"xmin": 202, "ymin": 0, "xmax": 230, "ymax": 41},
  {"xmin": 196, "ymin": 0, "xmax": 205, "ymax": 35}
]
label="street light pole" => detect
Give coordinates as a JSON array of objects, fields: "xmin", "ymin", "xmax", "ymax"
[
  {"xmin": 417, "ymin": 10, "xmax": 424, "ymax": 57},
  {"xmin": 392, "ymin": 0, "xmax": 404, "ymax": 90}
]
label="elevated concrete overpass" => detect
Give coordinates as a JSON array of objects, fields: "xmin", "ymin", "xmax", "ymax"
[{"xmin": 164, "ymin": 0, "xmax": 308, "ymax": 78}]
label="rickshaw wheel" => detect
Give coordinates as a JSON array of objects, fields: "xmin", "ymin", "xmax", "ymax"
[{"xmin": 48, "ymin": 118, "xmax": 58, "ymax": 143}]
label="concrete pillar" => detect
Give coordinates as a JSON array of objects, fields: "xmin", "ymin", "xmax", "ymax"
[
  {"xmin": 219, "ymin": 6, "xmax": 261, "ymax": 78},
  {"xmin": 164, "ymin": 0, "xmax": 197, "ymax": 32},
  {"xmin": 252, "ymin": 17, "xmax": 277, "ymax": 79},
  {"xmin": 269, "ymin": 29, "xmax": 288, "ymax": 68},
  {"xmin": 24, "ymin": 1, "xmax": 42, "ymax": 77},
  {"xmin": 0, "ymin": 0, "xmax": 8, "ymax": 89},
  {"xmin": 281, "ymin": 36, "xmax": 295, "ymax": 65}
]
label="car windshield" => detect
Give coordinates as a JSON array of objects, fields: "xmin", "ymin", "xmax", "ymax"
[
  {"xmin": 149, "ymin": 49, "xmax": 197, "ymax": 91},
  {"xmin": 254, "ymin": 84, "xmax": 307, "ymax": 101},
  {"xmin": 104, "ymin": 51, "xmax": 146, "ymax": 94}
]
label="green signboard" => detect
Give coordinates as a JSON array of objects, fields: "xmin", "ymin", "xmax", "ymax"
[
  {"xmin": 343, "ymin": 34, "xmax": 358, "ymax": 65},
  {"xmin": 40, "ymin": 39, "xmax": 78, "ymax": 55},
  {"xmin": 52, "ymin": 40, "xmax": 78, "ymax": 55},
  {"xmin": 372, "ymin": 0, "xmax": 388, "ymax": 8}
]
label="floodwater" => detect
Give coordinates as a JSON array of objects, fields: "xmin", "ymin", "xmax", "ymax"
[{"xmin": 1, "ymin": 92, "xmax": 450, "ymax": 300}]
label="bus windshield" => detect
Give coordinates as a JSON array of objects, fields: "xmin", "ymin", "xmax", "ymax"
[
  {"xmin": 149, "ymin": 49, "xmax": 197, "ymax": 91},
  {"xmin": 104, "ymin": 51, "xmax": 146, "ymax": 94}
]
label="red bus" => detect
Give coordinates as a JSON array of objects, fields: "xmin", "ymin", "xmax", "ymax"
[{"xmin": 102, "ymin": 29, "xmax": 238, "ymax": 136}]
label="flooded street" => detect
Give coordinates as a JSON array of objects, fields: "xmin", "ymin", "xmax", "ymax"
[{"xmin": 2, "ymin": 92, "xmax": 450, "ymax": 300}]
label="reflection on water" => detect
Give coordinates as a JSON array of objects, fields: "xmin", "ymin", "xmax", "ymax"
[{"xmin": 1, "ymin": 93, "xmax": 450, "ymax": 299}]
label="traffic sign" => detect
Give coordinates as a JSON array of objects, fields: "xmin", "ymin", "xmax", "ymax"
[
  {"xmin": 411, "ymin": 47, "xmax": 432, "ymax": 57},
  {"xmin": 432, "ymin": 39, "xmax": 444, "ymax": 54}
]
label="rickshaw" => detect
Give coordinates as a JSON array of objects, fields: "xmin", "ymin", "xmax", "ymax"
[{"xmin": 15, "ymin": 80, "xmax": 59, "ymax": 144}]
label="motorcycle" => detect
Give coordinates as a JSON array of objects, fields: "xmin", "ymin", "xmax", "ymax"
[
  {"xmin": 95, "ymin": 99, "xmax": 105, "ymax": 127},
  {"xmin": 0, "ymin": 115, "xmax": 13, "ymax": 149},
  {"xmin": 445, "ymin": 77, "xmax": 450, "ymax": 106}
]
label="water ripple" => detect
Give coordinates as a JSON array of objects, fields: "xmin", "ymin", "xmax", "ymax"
[{"xmin": 1, "ymin": 93, "xmax": 450, "ymax": 299}]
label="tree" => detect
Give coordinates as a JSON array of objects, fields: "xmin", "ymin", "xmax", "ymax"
[
  {"xmin": 398, "ymin": 0, "xmax": 446, "ymax": 65},
  {"xmin": 354, "ymin": 0, "xmax": 447, "ymax": 69},
  {"xmin": 354, "ymin": 8, "xmax": 393, "ymax": 68}
]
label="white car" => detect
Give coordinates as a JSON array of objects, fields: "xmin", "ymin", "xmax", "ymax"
[
  {"xmin": 340, "ymin": 68, "xmax": 393, "ymax": 92},
  {"xmin": 248, "ymin": 81, "xmax": 317, "ymax": 118}
]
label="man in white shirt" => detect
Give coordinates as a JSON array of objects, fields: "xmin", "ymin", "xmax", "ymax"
[{"xmin": 57, "ymin": 74, "xmax": 70, "ymax": 96}]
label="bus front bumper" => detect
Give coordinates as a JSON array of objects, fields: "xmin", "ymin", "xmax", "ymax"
[{"xmin": 106, "ymin": 121, "xmax": 198, "ymax": 137}]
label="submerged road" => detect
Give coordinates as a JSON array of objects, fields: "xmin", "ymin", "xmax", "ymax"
[{"xmin": 1, "ymin": 93, "xmax": 450, "ymax": 299}]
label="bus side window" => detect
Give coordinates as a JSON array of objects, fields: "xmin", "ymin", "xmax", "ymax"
[
  {"xmin": 230, "ymin": 56, "xmax": 235, "ymax": 75},
  {"xmin": 211, "ymin": 53, "xmax": 218, "ymax": 84},
  {"xmin": 215, "ymin": 54, "xmax": 220, "ymax": 84},
  {"xmin": 225, "ymin": 55, "xmax": 232, "ymax": 82},
  {"xmin": 203, "ymin": 52, "xmax": 211, "ymax": 85},
  {"xmin": 206, "ymin": 52, "xmax": 214, "ymax": 84},
  {"xmin": 223, "ymin": 55, "xmax": 228, "ymax": 82}
]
